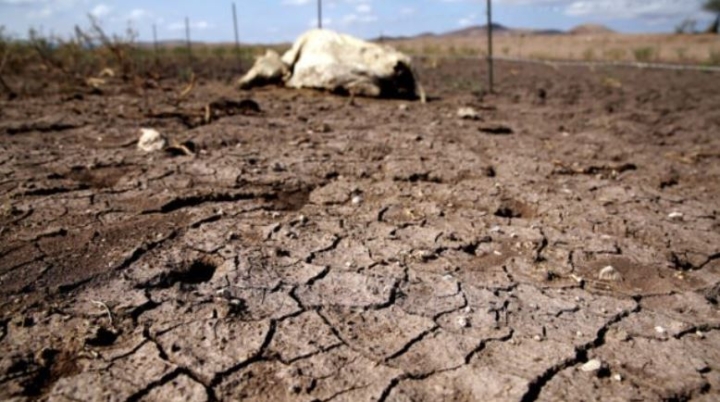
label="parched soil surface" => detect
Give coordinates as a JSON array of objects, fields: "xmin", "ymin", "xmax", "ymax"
[{"xmin": 1, "ymin": 59, "xmax": 720, "ymax": 401}]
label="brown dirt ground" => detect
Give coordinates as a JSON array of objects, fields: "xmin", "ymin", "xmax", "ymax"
[{"xmin": 1, "ymin": 58, "xmax": 720, "ymax": 401}]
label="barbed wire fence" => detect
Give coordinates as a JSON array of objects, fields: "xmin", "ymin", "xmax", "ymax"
[{"xmin": 140, "ymin": 0, "xmax": 720, "ymax": 86}]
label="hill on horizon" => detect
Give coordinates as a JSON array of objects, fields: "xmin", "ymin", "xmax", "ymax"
[{"xmin": 568, "ymin": 24, "xmax": 616, "ymax": 35}]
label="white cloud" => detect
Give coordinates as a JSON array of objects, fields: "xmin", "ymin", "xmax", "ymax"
[
  {"xmin": 167, "ymin": 20, "xmax": 214, "ymax": 32},
  {"xmin": 458, "ymin": 13, "xmax": 478, "ymax": 26},
  {"xmin": 90, "ymin": 4, "xmax": 111, "ymax": 18},
  {"xmin": 356, "ymin": 4, "xmax": 371, "ymax": 13},
  {"xmin": 341, "ymin": 13, "xmax": 377, "ymax": 25},
  {"xmin": 128, "ymin": 8, "xmax": 149, "ymax": 20},
  {"xmin": 440, "ymin": 0, "xmax": 707, "ymax": 21},
  {"xmin": 308, "ymin": 17, "xmax": 333, "ymax": 27},
  {"xmin": 0, "ymin": 0, "xmax": 48, "ymax": 4}
]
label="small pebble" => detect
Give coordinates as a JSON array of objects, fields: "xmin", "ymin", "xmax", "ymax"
[
  {"xmin": 456, "ymin": 316, "xmax": 469, "ymax": 328},
  {"xmin": 533, "ymin": 335, "xmax": 543, "ymax": 342},
  {"xmin": 137, "ymin": 128, "xmax": 167, "ymax": 152},
  {"xmin": 598, "ymin": 265, "xmax": 623, "ymax": 282},
  {"xmin": 580, "ymin": 359, "xmax": 603, "ymax": 373},
  {"xmin": 668, "ymin": 211, "xmax": 684, "ymax": 220},
  {"xmin": 351, "ymin": 195, "xmax": 363, "ymax": 205},
  {"xmin": 655, "ymin": 326, "xmax": 667, "ymax": 334},
  {"xmin": 457, "ymin": 107, "xmax": 480, "ymax": 120},
  {"xmin": 612, "ymin": 373, "xmax": 623, "ymax": 382}
]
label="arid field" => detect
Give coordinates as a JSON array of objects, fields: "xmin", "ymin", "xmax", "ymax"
[{"xmin": 1, "ymin": 31, "xmax": 720, "ymax": 401}]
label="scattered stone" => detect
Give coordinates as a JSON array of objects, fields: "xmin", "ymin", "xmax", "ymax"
[
  {"xmin": 612, "ymin": 373, "xmax": 623, "ymax": 382},
  {"xmin": 668, "ymin": 211, "xmax": 684, "ymax": 220},
  {"xmin": 456, "ymin": 316, "xmax": 469, "ymax": 328},
  {"xmin": 598, "ymin": 265, "xmax": 623, "ymax": 282},
  {"xmin": 654, "ymin": 326, "xmax": 667, "ymax": 334},
  {"xmin": 398, "ymin": 104, "xmax": 408, "ymax": 111},
  {"xmin": 580, "ymin": 359, "xmax": 603, "ymax": 373},
  {"xmin": 457, "ymin": 107, "xmax": 480, "ymax": 120},
  {"xmin": 351, "ymin": 195, "xmax": 363, "ymax": 205},
  {"xmin": 138, "ymin": 128, "xmax": 167, "ymax": 152}
]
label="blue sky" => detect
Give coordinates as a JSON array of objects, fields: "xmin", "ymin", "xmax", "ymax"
[{"xmin": 0, "ymin": 0, "xmax": 716, "ymax": 43}]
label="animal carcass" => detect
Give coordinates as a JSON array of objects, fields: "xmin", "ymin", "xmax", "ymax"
[{"xmin": 239, "ymin": 29, "xmax": 424, "ymax": 101}]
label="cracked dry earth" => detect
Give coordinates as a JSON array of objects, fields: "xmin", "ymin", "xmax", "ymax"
[{"xmin": 1, "ymin": 59, "xmax": 720, "ymax": 401}]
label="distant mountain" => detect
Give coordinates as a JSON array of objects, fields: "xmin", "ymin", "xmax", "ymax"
[
  {"xmin": 436, "ymin": 23, "xmax": 567, "ymax": 38},
  {"xmin": 569, "ymin": 24, "xmax": 616, "ymax": 35},
  {"xmin": 441, "ymin": 23, "xmax": 511, "ymax": 37}
]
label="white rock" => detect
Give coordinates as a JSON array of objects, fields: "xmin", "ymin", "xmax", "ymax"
[
  {"xmin": 668, "ymin": 211, "xmax": 684, "ymax": 220},
  {"xmin": 655, "ymin": 326, "xmax": 667, "ymax": 334},
  {"xmin": 137, "ymin": 128, "xmax": 167, "ymax": 152},
  {"xmin": 351, "ymin": 195, "xmax": 363, "ymax": 205},
  {"xmin": 457, "ymin": 107, "xmax": 480, "ymax": 120},
  {"xmin": 456, "ymin": 316, "xmax": 469, "ymax": 328},
  {"xmin": 612, "ymin": 373, "xmax": 623, "ymax": 382},
  {"xmin": 580, "ymin": 359, "xmax": 603, "ymax": 373},
  {"xmin": 598, "ymin": 265, "xmax": 623, "ymax": 282}
]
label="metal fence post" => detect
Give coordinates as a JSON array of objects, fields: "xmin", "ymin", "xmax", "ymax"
[
  {"xmin": 185, "ymin": 17, "xmax": 192, "ymax": 64},
  {"xmin": 487, "ymin": 0, "xmax": 494, "ymax": 93},
  {"xmin": 152, "ymin": 23, "xmax": 159, "ymax": 62},
  {"xmin": 318, "ymin": 0, "xmax": 323, "ymax": 29},
  {"xmin": 232, "ymin": 2, "xmax": 241, "ymax": 61}
]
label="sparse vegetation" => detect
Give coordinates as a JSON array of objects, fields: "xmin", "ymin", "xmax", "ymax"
[
  {"xmin": 675, "ymin": 47, "xmax": 688, "ymax": 62},
  {"xmin": 603, "ymin": 48, "xmax": 626, "ymax": 61},
  {"xmin": 708, "ymin": 49, "xmax": 720, "ymax": 65},
  {"xmin": 633, "ymin": 47, "xmax": 655, "ymax": 62}
]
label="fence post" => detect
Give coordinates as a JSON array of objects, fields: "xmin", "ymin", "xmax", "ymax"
[
  {"xmin": 486, "ymin": 0, "xmax": 494, "ymax": 93},
  {"xmin": 232, "ymin": 2, "xmax": 241, "ymax": 62},
  {"xmin": 152, "ymin": 24, "xmax": 159, "ymax": 62},
  {"xmin": 318, "ymin": 0, "xmax": 322, "ymax": 29},
  {"xmin": 185, "ymin": 17, "xmax": 192, "ymax": 64}
]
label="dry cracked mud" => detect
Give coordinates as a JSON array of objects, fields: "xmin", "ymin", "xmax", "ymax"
[{"xmin": 1, "ymin": 59, "xmax": 720, "ymax": 401}]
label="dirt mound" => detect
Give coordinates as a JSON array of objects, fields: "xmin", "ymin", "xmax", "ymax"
[{"xmin": 569, "ymin": 23, "xmax": 616, "ymax": 35}]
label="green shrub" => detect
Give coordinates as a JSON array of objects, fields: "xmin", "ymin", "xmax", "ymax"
[
  {"xmin": 707, "ymin": 49, "xmax": 720, "ymax": 66},
  {"xmin": 633, "ymin": 47, "xmax": 655, "ymax": 62}
]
